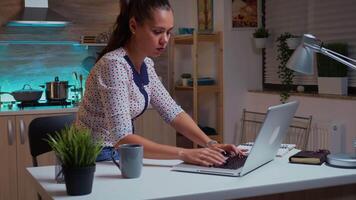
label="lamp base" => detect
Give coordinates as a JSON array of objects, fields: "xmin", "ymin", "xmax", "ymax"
[{"xmin": 326, "ymin": 153, "xmax": 356, "ymax": 168}]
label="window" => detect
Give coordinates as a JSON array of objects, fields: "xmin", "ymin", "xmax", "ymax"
[{"xmin": 263, "ymin": 0, "xmax": 356, "ymax": 93}]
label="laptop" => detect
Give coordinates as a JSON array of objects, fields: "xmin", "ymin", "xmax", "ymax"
[{"xmin": 172, "ymin": 101, "xmax": 299, "ymax": 177}]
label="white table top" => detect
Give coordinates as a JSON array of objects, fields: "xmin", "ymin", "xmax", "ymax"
[{"xmin": 26, "ymin": 149, "xmax": 356, "ymax": 200}]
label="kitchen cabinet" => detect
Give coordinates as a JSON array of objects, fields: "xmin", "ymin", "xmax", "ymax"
[
  {"xmin": 0, "ymin": 116, "xmax": 17, "ymax": 200},
  {"xmin": 0, "ymin": 112, "xmax": 76, "ymax": 200}
]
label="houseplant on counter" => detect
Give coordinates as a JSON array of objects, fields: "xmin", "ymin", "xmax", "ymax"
[
  {"xmin": 47, "ymin": 125, "xmax": 103, "ymax": 196},
  {"xmin": 317, "ymin": 43, "xmax": 348, "ymax": 95},
  {"xmin": 253, "ymin": 27, "xmax": 269, "ymax": 48}
]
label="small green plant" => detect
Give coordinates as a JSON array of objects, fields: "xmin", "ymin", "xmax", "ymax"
[
  {"xmin": 276, "ymin": 32, "xmax": 295, "ymax": 103},
  {"xmin": 253, "ymin": 27, "xmax": 269, "ymax": 38},
  {"xmin": 317, "ymin": 43, "xmax": 348, "ymax": 77},
  {"xmin": 47, "ymin": 125, "xmax": 103, "ymax": 168},
  {"xmin": 181, "ymin": 73, "xmax": 192, "ymax": 79}
]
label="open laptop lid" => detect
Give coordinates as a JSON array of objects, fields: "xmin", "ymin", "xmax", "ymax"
[{"xmin": 239, "ymin": 100, "xmax": 299, "ymax": 176}]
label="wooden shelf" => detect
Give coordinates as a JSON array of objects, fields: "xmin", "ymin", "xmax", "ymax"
[
  {"xmin": 170, "ymin": 32, "xmax": 224, "ymax": 148},
  {"xmin": 174, "ymin": 85, "xmax": 219, "ymax": 93},
  {"xmin": 173, "ymin": 34, "xmax": 220, "ymax": 45},
  {"xmin": 80, "ymin": 43, "xmax": 107, "ymax": 47}
]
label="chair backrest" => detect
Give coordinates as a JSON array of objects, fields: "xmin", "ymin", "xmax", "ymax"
[
  {"xmin": 239, "ymin": 109, "xmax": 312, "ymax": 150},
  {"xmin": 28, "ymin": 114, "xmax": 75, "ymax": 167}
]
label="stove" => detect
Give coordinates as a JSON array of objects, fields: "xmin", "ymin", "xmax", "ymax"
[{"xmin": 18, "ymin": 100, "xmax": 72, "ymax": 109}]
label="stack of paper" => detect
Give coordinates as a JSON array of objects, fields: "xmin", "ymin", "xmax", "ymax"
[{"xmin": 237, "ymin": 142, "xmax": 296, "ymax": 157}]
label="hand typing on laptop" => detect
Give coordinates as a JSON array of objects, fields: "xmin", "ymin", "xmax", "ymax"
[{"xmin": 177, "ymin": 143, "xmax": 246, "ymax": 167}]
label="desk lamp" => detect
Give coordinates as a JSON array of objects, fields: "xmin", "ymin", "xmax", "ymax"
[{"xmin": 286, "ymin": 34, "xmax": 356, "ymax": 168}]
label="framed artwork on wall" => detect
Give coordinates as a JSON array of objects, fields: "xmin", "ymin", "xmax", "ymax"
[
  {"xmin": 232, "ymin": 0, "xmax": 258, "ymax": 29},
  {"xmin": 197, "ymin": 0, "xmax": 214, "ymax": 33}
]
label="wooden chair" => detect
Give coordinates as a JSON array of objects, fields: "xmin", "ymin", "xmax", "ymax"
[{"xmin": 239, "ymin": 109, "xmax": 312, "ymax": 150}]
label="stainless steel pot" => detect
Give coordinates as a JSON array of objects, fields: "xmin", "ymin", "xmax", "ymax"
[
  {"xmin": 43, "ymin": 77, "xmax": 70, "ymax": 101},
  {"xmin": 0, "ymin": 84, "xmax": 43, "ymax": 102}
]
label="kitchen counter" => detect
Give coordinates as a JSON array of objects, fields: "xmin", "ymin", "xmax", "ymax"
[
  {"xmin": 0, "ymin": 104, "xmax": 78, "ymax": 116},
  {"xmin": 26, "ymin": 149, "xmax": 356, "ymax": 200}
]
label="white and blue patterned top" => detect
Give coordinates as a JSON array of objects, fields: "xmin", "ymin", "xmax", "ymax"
[{"xmin": 77, "ymin": 48, "xmax": 183, "ymax": 146}]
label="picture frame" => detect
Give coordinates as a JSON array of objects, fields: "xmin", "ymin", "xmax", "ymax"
[
  {"xmin": 232, "ymin": 0, "xmax": 258, "ymax": 29},
  {"xmin": 197, "ymin": 0, "xmax": 214, "ymax": 33}
]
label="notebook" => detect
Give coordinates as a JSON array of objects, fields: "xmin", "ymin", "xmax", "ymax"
[{"xmin": 172, "ymin": 101, "xmax": 299, "ymax": 177}]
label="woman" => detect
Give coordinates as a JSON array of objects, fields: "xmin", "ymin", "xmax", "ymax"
[{"xmin": 77, "ymin": 0, "xmax": 243, "ymax": 167}]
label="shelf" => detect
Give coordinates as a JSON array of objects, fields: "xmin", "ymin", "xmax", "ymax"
[
  {"xmin": 174, "ymin": 85, "xmax": 219, "ymax": 93},
  {"xmin": 173, "ymin": 34, "xmax": 220, "ymax": 45},
  {"xmin": 80, "ymin": 43, "xmax": 107, "ymax": 47}
]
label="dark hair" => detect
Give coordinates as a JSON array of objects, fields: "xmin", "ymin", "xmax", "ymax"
[{"xmin": 96, "ymin": 0, "xmax": 172, "ymax": 62}]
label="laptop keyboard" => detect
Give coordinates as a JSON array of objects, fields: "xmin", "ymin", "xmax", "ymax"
[{"xmin": 215, "ymin": 155, "xmax": 248, "ymax": 169}]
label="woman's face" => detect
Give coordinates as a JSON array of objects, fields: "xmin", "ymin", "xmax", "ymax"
[{"xmin": 131, "ymin": 8, "xmax": 174, "ymax": 57}]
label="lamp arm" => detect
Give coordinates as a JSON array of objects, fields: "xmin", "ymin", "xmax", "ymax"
[
  {"xmin": 319, "ymin": 48, "xmax": 356, "ymax": 70},
  {"xmin": 323, "ymin": 48, "xmax": 356, "ymax": 63}
]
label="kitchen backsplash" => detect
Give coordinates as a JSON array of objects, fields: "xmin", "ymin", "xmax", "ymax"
[
  {"xmin": 0, "ymin": 44, "xmax": 94, "ymax": 102},
  {"xmin": 0, "ymin": 44, "xmax": 169, "ymax": 103}
]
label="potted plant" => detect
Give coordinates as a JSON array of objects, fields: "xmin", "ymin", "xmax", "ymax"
[
  {"xmin": 276, "ymin": 32, "xmax": 295, "ymax": 103},
  {"xmin": 47, "ymin": 125, "xmax": 103, "ymax": 196},
  {"xmin": 317, "ymin": 43, "xmax": 348, "ymax": 95},
  {"xmin": 253, "ymin": 27, "xmax": 269, "ymax": 48},
  {"xmin": 181, "ymin": 73, "xmax": 192, "ymax": 86}
]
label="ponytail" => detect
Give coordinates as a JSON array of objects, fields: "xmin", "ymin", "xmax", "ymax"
[{"xmin": 96, "ymin": 0, "xmax": 172, "ymax": 62}]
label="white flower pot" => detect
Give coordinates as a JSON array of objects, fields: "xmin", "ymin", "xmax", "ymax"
[
  {"xmin": 182, "ymin": 78, "xmax": 189, "ymax": 86},
  {"xmin": 254, "ymin": 38, "xmax": 267, "ymax": 49},
  {"xmin": 317, "ymin": 77, "xmax": 348, "ymax": 95},
  {"xmin": 286, "ymin": 37, "xmax": 301, "ymax": 49}
]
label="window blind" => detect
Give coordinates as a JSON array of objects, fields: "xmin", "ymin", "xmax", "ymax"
[{"xmin": 265, "ymin": 0, "xmax": 356, "ymax": 87}]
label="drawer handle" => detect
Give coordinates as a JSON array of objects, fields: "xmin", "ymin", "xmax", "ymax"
[
  {"xmin": 20, "ymin": 119, "xmax": 26, "ymax": 144},
  {"xmin": 7, "ymin": 120, "xmax": 14, "ymax": 146}
]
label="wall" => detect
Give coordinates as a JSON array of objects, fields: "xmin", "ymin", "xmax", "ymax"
[
  {"xmin": 221, "ymin": 0, "xmax": 262, "ymax": 143},
  {"xmin": 0, "ymin": 0, "xmax": 170, "ymax": 103},
  {"xmin": 170, "ymin": 0, "xmax": 261, "ymax": 144}
]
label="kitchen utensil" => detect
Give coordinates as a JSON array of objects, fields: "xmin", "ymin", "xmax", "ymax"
[
  {"xmin": 0, "ymin": 84, "xmax": 43, "ymax": 102},
  {"xmin": 40, "ymin": 76, "xmax": 72, "ymax": 101},
  {"xmin": 79, "ymin": 74, "xmax": 83, "ymax": 98}
]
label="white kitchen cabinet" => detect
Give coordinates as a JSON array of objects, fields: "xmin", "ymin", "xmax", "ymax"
[{"xmin": 0, "ymin": 112, "xmax": 76, "ymax": 200}]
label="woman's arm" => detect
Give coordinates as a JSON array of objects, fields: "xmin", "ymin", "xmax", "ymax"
[
  {"xmin": 170, "ymin": 112, "xmax": 212, "ymax": 147},
  {"xmin": 115, "ymin": 134, "xmax": 227, "ymax": 166}
]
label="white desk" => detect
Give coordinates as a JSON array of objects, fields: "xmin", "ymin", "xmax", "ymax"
[{"xmin": 26, "ymin": 150, "xmax": 356, "ymax": 200}]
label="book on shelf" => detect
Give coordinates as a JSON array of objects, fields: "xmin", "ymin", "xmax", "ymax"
[
  {"xmin": 289, "ymin": 149, "xmax": 330, "ymax": 165},
  {"xmin": 237, "ymin": 142, "xmax": 296, "ymax": 157}
]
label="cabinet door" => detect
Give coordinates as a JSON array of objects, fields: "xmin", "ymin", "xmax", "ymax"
[
  {"xmin": 135, "ymin": 110, "xmax": 176, "ymax": 146},
  {"xmin": 16, "ymin": 113, "xmax": 76, "ymax": 200},
  {"xmin": 0, "ymin": 116, "xmax": 18, "ymax": 200}
]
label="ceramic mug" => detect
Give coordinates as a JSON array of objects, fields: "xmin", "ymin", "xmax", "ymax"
[{"xmin": 111, "ymin": 144, "xmax": 143, "ymax": 178}]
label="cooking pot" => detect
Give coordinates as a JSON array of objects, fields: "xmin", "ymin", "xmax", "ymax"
[
  {"xmin": 0, "ymin": 84, "xmax": 43, "ymax": 102},
  {"xmin": 41, "ymin": 76, "xmax": 71, "ymax": 101}
]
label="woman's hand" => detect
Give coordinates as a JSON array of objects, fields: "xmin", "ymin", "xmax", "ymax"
[
  {"xmin": 210, "ymin": 143, "xmax": 247, "ymax": 157},
  {"xmin": 178, "ymin": 148, "xmax": 227, "ymax": 167}
]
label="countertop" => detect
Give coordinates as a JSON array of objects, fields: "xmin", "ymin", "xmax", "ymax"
[
  {"xmin": 0, "ymin": 104, "xmax": 78, "ymax": 116},
  {"xmin": 26, "ymin": 149, "xmax": 356, "ymax": 200}
]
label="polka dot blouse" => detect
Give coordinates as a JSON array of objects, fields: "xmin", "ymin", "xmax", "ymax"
[{"xmin": 77, "ymin": 48, "xmax": 183, "ymax": 147}]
